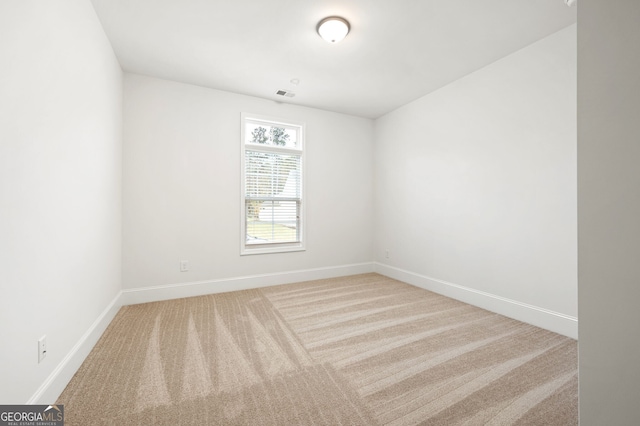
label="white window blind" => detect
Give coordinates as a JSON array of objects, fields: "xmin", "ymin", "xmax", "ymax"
[{"xmin": 241, "ymin": 114, "xmax": 304, "ymax": 254}]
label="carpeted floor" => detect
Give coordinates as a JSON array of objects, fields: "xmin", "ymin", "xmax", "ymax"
[{"xmin": 57, "ymin": 273, "xmax": 578, "ymax": 425}]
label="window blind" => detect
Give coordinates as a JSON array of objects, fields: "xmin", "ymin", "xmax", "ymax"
[{"xmin": 245, "ymin": 151, "xmax": 301, "ymax": 245}]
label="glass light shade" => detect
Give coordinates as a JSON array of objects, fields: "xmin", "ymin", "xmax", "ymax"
[{"xmin": 317, "ymin": 17, "xmax": 350, "ymax": 43}]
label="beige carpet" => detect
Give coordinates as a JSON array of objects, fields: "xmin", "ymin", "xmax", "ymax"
[{"xmin": 57, "ymin": 273, "xmax": 578, "ymax": 425}]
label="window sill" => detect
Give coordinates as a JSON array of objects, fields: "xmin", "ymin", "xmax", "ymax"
[{"xmin": 241, "ymin": 243, "xmax": 305, "ymax": 256}]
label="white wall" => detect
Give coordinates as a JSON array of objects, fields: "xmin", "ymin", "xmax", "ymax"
[
  {"xmin": 578, "ymin": 0, "xmax": 640, "ymax": 423},
  {"xmin": 0, "ymin": 0, "xmax": 122, "ymax": 403},
  {"xmin": 123, "ymin": 74, "xmax": 373, "ymax": 292},
  {"xmin": 374, "ymin": 26, "xmax": 577, "ymax": 336}
]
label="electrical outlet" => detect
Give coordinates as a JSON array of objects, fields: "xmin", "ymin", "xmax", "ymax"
[
  {"xmin": 180, "ymin": 260, "xmax": 189, "ymax": 272},
  {"xmin": 385, "ymin": 249, "xmax": 390, "ymax": 259},
  {"xmin": 38, "ymin": 335, "xmax": 47, "ymax": 363}
]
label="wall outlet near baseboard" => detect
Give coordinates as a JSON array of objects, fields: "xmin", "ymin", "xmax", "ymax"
[
  {"xmin": 180, "ymin": 260, "xmax": 189, "ymax": 272},
  {"xmin": 38, "ymin": 335, "xmax": 47, "ymax": 363},
  {"xmin": 385, "ymin": 249, "xmax": 390, "ymax": 259}
]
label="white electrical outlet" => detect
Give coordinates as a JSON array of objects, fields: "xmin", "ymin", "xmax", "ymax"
[
  {"xmin": 38, "ymin": 335, "xmax": 47, "ymax": 363},
  {"xmin": 180, "ymin": 260, "xmax": 189, "ymax": 272},
  {"xmin": 385, "ymin": 249, "xmax": 390, "ymax": 259}
]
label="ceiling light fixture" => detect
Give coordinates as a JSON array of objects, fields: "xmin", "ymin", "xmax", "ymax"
[{"xmin": 317, "ymin": 17, "xmax": 350, "ymax": 43}]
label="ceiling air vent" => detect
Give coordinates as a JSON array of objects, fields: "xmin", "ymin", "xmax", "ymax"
[{"xmin": 276, "ymin": 89, "xmax": 295, "ymax": 98}]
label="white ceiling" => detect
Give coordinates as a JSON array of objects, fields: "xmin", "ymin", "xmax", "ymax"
[{"xmin": 90, "ymin": 0, "xmax": 576, "ymax": 119}]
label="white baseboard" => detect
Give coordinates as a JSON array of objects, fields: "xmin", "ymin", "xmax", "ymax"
[
  {"xmin": 27, "ymin": 291, "xmax": 123, "ymax": 404},
  {"xmin": 120, "ymin": 262, "xmax": 375, "ymax": 306},
  {"xmin": 374, "ymin": 262, "xmax": 577, "ymax": 339}
]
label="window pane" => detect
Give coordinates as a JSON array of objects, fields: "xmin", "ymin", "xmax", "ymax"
[
  {"xmin": 246, "ymin": 200, "xmax": 300, "ymax": 244},
  {"xmin": 245, "ymin": 151, "xmax": 301, "ymax": 198},
  {"xmin": 245, "ymin": 122, "xmax": 299, "ymax": 149}
]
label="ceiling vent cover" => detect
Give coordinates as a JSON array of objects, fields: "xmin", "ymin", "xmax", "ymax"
[{"xmin": 276, "ymin": 89, "xmax": 295, "ymax": 98}]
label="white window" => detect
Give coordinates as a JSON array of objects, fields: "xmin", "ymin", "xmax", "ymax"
[{"xmin": 241, "ymin": 113, "xmax": 305, "ymax": 255}]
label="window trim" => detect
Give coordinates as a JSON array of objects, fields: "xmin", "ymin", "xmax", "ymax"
[{"xmin": 240, "ymin": 112, "xmax": 306, "ymax": 255}]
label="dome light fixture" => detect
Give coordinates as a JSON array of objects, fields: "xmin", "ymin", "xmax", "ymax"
[{"xmin": 317, "ymin": 16, "xmax": 350, "ymax": 43}]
